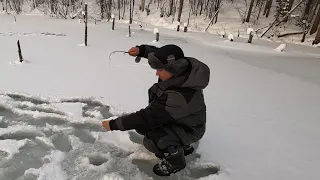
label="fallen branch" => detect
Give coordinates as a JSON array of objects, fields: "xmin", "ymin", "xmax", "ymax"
[
  {"xmin": 204, "ymin": 4, "xmax": 223, "ymax": 32},
  {"xmin": 277, "ymin": 31, "xmax": 303, "ymax": 38},
  {"xmin": 255, "ymin": 24, "xmax": 269, "ymax": 32},
  {"xmin": 259, "ymin": 0, "xmax": 307, "ymax": 38}
]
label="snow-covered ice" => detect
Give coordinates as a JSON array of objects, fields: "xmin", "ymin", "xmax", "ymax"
[{"xmin": 1, "ymin": 13, "xmax": 320, "ymax": 180}]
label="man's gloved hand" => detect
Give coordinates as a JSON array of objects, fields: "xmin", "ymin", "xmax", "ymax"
[{"xmin": 128, "ymin": 47, "xmax": 140, "ymax": 56}]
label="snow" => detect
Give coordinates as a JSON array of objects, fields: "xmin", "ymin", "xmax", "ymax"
[
  {"xmin": 0, "ymin": 139, "xmax": 29, "ymax": 159},
  {"xmin": 276, "ymin": 43, "xmax": 287, "ymax": 52},
  {"xmin": 227, "ymin": 34, "xmax": 234, "ymax": 41},
  {"xmin": 22, "ymin": 150, "xmax": 68, "ymax": 180},
  {"xmin": 247, "ymin": 28, "xmax": 254, "ymax": 35},
  {"xmin": 1, "ymin": 10, "xmax": 320, "ymax": 180},
  {"xmin": 153, "ymin": 28, "xmax": 159, "ymax": 34}
]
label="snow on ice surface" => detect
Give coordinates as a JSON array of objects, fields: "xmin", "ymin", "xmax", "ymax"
[{"xmin": 0, "ymin": 14, "xmax": 320, "ymax": 180}]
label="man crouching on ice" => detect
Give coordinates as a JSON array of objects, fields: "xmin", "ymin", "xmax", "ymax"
[{"xmin": 102, "ymin": 44, "xmax": 210, "ymax": 176}]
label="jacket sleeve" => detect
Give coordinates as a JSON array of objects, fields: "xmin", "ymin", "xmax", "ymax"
[
  {"xmin": 136, "ymin": 44, "xmax": 159, "ymax": 59},
  {"xmin": 109, "ymin": 92, "xmax": 187, "ymax": 131}
]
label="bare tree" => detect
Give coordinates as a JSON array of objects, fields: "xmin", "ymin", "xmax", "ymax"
[
  {"xmin": 284, "ymin": 0, "xmax": 294, "ymax": 22},
  {"xmin": 118, "ymin": 0, "xmax": 120, "ymax": 19},
  {"xmin": 177, "ymin": 0, "xmax": 184, "ymax": 22},
  {"xmin": 122, "ymin": 0, "xmax": 126, "ymax": 19},
  {"xmin": 255, "ymin": 0, "xmax": 264, "ymax": 24},
  {"xmin": 246, "ymin": 0, "xmax": 255, "ymax": 22},
  {"xmin": 260, "ymin": 0, "xmax": 308, "ymax": 37},
  {"xmin": 310, "ymin": 2, "xmax": 320, "ymax": 35},
  {"xmin": 129, "ymin": 0, "xmax": 134, "ymax": 23},
  {"xmin": 313, "ymin": 25, "xmax": 320, "ymax": 44},
  {"xmin": 264, "ymin": 0, "xmax": 272, "ymax": 18},
  {"xmin": 129, "ymin": 0, "xmax": 132, "ymax": 23},
  {"xmin": 214, "ymin": 0, "xmax": 222, "ymax": 23},
  {"xmin": 302, "ymin": 0, "xmax": 314, "ymax": 20},
  {"xmin": 168, "ymin": 0, "xmax": 173, "ymax": 15},
  {"xmin": 140, "ymin": 0, "xmax": 145, "ymax": 11}
]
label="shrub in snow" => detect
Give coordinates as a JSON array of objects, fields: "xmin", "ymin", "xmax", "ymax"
[
  {"xmin": 228, "ymin": 34, "xmax": 234, "ymax": 41},
  {"xmin": 276, "ymin": 43, "xmax": 287, "ymax": 52}
]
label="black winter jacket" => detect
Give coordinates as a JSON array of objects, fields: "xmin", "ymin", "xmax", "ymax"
[{"xmin": 109, "ymin": 45, "xmax": 210, "ymax": 145}]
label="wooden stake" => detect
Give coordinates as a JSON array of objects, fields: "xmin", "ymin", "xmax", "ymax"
[
  {"xmin": 129, "ymin": 25, "xmax": 131, "ymax": 37},
  {"xmin": 248, "ymin": 32, "xmax": 253, "ymax": 43},
  {"xmin": 17, "ymin": 40, "xmax": 23, "ymax": 62},
  {"xmin": 112, "ymin": 14, "xmax": 115, "ymax": 30},
  {"xmin": 84, "ymin": 3, "xmax": 88, "ymax": 46},
  {"xmin": 183, "ymin": 23, "xmax": 187, "ymax": 32}
]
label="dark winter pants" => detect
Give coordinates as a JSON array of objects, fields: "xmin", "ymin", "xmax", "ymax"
[{"xmin": 138, "ymin": 127, "xmax": 182, "ymax": 156}]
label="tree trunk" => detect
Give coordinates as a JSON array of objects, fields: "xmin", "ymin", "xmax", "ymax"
[
  {"xmin": 129, "ymin": 0, "xmax": 132, "ymax": 23},
  {"xmin": 204, "ymin": 4, "xmax": 222, "ymax": 31},
  {"xmin": 310, "ymin": 4, "xmax": 320, "ymax": 35},
  {"xmin": 312, "ymin": 24, "xmax": 320, "ymax": 44},
  {"xmin": 100, "ymin": 0, "xmax": 105, "ymax": 19},
  {"xmin": 177, "ymin": 0, "xmax": 184, "ymax": 22},
  {"xmin": 214, "ymin": 0, "xmax": 221, "ymax": 23},
  {"xmin": 284, "ymin": 0, "xmax": 295, "ymax": 22},
  {"xmin": 205, "ymin": 0, "xmax": 210, "ymax": 17},
  {"xmin": 187, "ymin": 6, "xmax": 191, "ymax": 26},
  {"xmin": 132, "ymin": 0, "xmax": 135, "ymax": 20},
  {"xmin": 171, "ymin": 1, "xmax": 176, "ymax": 23},
  {"xmin": 123, "ymin": 0, "xmax": 126, "ymax": 19},
  {"xmin": 141, "ymin": 0, "xmax": 145, "ymax": 11},
  {"xmin": 106, "ymin": 0, "xmax": 112, "ymax": 19},
  {"xmin": 255, "ymin": 0, "xmax": 264, "ymax": 24},
  {"xmin": 266, "ymin": 0, "xmax": 272, "ymax": 18},
  {"xmin": 263, "ymin": 0, "xmax": 270, "ymax": 15},
  {"xmin": 118, "ymin": 0, "xmax": 121, "ymax": 19},
  {"xmin": 246, "ymin": 0, "xmax": 255, "ymax": 22},
  {"xmin": 199, "ymin": 0, "xmax": 204, "ymax": 15},
  {"xmin": 303, "ymin": 0, "xmax": 314, "ymax": 20},
  {"xmin": 169, "ymin": 0, "xmax": 173, "ymax": 15}
]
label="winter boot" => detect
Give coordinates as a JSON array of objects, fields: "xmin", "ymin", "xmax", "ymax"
[
  {"xmin": 153, "ymin": 146, "xmax": 186, "ymax": 176},
  {"xmin": 183, "ymin": 145, "xmax": 194, "ymax": 156},
  {"xmin": 155, "ymin": 145, "xmax": 194, "ymax": 159}
]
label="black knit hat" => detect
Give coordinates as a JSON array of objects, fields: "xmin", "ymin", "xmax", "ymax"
[{"xmin": 148, "ymin": 44, "xmax": 190, "ymax": 77}]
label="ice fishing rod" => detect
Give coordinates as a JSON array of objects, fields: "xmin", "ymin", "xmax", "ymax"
[
  {"xmin": 108, "ymin": 50, "xmax": 141, "ymax": 66},
  {"xmin": 108, "ymin": 51, "xmax": 128, "ymax": 66}
]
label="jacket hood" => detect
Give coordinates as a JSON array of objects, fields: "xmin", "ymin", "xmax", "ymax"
[
  {"xmin": 181, "ymin": 57, "xmax": 210, "ymax": 90},
  {"xmin": 155, "ymin": 57, "xmax": 210, "ymax": 91}
]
